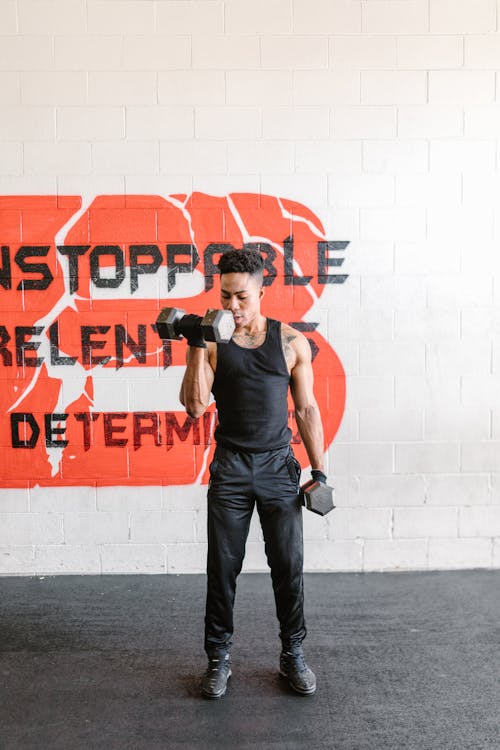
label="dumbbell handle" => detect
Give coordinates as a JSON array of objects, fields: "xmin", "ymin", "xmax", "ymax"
[
  {"xmin": 156, "ymin": 307, "xmax": 235, "ymax": 344},
  {"xmin": 174, "ymin": 313, "xmax": 203, "ymax": 339}
]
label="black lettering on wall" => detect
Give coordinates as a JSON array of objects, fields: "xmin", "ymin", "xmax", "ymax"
[
  {"xmin": 15, "ymin": 246, "xmax": 53, "ymax": 291},
  {"xmin": 90, "ymin": 245, "xmax": 125, "ymax": 288},
  {"xmin": 49, "ymin": 322, "xmax": 76, "ymax": 366},
  {"xmin": 165, "ymin": 412, "xmax": 200, "ymax": 449},
  {"xmin": 103, "ymin": 412, "xmax": 128, "ymax": 447},
  {"xmin": 11, "ymin": 412, "xmax": 40, "ymax": 448},
  {"xmin": 202, "ymin": 411, "xmax": 213, "ymax": 446},
  {"xmin": 0, "ymin": 245, "xmax": 12, "ymax": 290},
  {"xmin": 317, "ymin": 241, "xmax": 349, "ymax": 284},
  {"xmin": 129, "ymin": 244, "xmax": 163, "ymax": 294},
  {"xmin": 15, "ymin": 326, "xmax": 44, "ymax": 367},
  {"xmin": 114, "ymin": 324, "xmax": 146, "ymax": 370},
  {"xmin": 150, "ymin": 323, "xmax": 172, "ymax": 369},
  {"xmin": 0, "ymin": 325, "xmax": 12, "ymax": 366},
  {"xmin": 284, "ymin": 236, "xmax": 312, "ymax": 286},
  {"xmin": 133, "ymin": 412, "xmax": 161, "ymax": 450},
  {"xmin": 75, "ymin": 412, "xmax": 100, "ymax": 451},
  {"xmin": 45, "ymin": 413, "xmax": 69, "ymax": 448},
  {"xmin": 57, "ymin": 245, "xmax": 90, "ymax": 294},
  {"xmin": 167, "ymin": 244, "xmax": 200, "ymax": 292},
  {"xmin": 81, "ymin": 326, "xmax": 111, "ymax": 366},
  {"xmin": 161, "ymin": 337, "xmax": 172, "ymax": 369}
]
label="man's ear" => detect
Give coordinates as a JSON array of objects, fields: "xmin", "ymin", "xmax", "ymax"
[{"xmin": 259, "ymin": 286, "xmax": 265, "ymax": 300}]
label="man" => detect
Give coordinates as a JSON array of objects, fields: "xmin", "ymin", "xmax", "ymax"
[{"xmin": 179, "ymin": 248, "xmax": 327, "ymax": 699}]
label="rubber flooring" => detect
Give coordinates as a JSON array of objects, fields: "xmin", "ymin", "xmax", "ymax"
[{"xmin": 0, "ymin": 570, "xmax": 499, "ymax": 750}]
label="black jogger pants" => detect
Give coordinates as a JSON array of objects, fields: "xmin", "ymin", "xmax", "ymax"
[{"xmin": 204, "ymin": 443, "xmax": 307, "ymax": 656}]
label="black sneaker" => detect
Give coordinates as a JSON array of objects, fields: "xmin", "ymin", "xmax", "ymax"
[
  {"xmin": 279, "ymin": 650, "xmax": 316, "ymax": 695},
  {"xmin": 201, "ymin": 653, "xmax": 232, "ymax": 699}
]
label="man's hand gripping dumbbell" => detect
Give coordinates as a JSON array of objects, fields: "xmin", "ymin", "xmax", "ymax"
[{"xmin": 300, "ymin": 469, "xmax": 335, "ymax": 516}]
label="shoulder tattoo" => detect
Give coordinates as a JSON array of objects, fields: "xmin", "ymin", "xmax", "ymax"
[{"xmin": 282, "ymin": 330, "xmax": 297, "ymax": 370}]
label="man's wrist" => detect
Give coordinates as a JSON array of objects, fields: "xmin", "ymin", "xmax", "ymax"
[
  {"xmin": 311, "ymin": 469, "xmax": 327, "ymax": 484},
  {"xmin": 187, "ymin": 339, "xmax": 206, "ymax": 349}
]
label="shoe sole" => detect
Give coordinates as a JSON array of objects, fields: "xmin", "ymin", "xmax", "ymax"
[
  {"xmin": 279, "ymin": 670, "xmax": 316, "ymax": 696},
  {"xmin": 201, "ymin": 669, "xmax": 232, "ymax": 699}
]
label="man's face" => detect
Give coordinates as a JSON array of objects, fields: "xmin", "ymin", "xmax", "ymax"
[{"xmin": 219, "ymin": 272, "xmax": 264, "ymax": 329}]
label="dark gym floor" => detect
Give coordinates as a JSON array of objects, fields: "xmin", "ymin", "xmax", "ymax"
[{"xmin": 0, "ymin": 570, "xmax": 498, "ymax": 750}]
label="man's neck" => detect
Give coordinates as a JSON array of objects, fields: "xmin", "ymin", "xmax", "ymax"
[{"xmin": 236, "ymin": 313, "xmax": 267, "ymax": 336}]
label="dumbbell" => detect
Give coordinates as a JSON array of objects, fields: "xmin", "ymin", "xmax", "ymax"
[
  {"xmin": 300, "ymin": 479, "xmax": 335, "ymax": 516},
  {"xmin": 156, "ymin": 307, "xmax": 235, "ymax": 343}
]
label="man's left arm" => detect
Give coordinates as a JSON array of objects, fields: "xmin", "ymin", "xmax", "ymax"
[{"xmin": 290, "ymin": 333, "xmax": 325, "ymax": 472}]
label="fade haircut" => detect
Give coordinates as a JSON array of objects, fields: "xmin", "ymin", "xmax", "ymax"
[{"xmin": 218, "ymin": 248, "xmax": 264, "ymax": 284}]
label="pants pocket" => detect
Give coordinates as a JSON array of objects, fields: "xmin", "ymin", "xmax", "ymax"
[
  {"xmin": 285, "ymin": 453, "xmax": 301, "ymax": 488},
  {"xmin": 208, "ymin": 457, "xmax": 219, "ymax": 488}
]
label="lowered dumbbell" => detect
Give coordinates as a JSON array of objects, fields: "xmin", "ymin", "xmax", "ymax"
[
  {"xmin": 300, "ymin": 478, "xmax": 335, "ymax": 516},
  {"xmin": 156, "ymin": 307, "xmax": 235, "ymax": 344}
]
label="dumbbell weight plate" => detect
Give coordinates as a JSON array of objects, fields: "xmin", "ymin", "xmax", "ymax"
[
  {"xmin": 201, "ymin": 309, "xmax": 235, "ymax": 343},
  {"xmin": 156, "ymin": 307, "xmax": 185, "ymax": 340},
  {"xmin": 301, "ymin": 480, "xmax": 335, "ymax": 516}
]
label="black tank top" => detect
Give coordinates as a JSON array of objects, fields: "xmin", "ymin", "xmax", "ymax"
[{"xmin": 211, "ymin": 318, "xmax": 292, "ymax": 452}]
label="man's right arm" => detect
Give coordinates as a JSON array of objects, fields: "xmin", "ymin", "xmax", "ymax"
[{"xmin": 179, "ymin": 345, "xmax": 215, "ymax": 419}]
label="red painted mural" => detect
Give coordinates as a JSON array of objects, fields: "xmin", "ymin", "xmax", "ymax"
[{"xmin": 0, "ymin": 194, "xmax": 347, "ymax": 487}]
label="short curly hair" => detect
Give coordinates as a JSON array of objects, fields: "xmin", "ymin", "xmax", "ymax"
[{"xmin": 218, "ymin": 248, "xmax": 264, "ymax": 280}]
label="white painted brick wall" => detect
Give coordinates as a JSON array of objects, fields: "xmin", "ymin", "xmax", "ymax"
[
  {"xmin": 0, "ymin": 0, "xmax": 499, "ymax": 576},
  {"xmin": 0, "ymin": 143, "xmax": 22, "ymax": 175},
  {"xmin": 87, "ymin": 0, "xmax": 155, "ymax": 34},
  {"xmin": 160, "ymin": 140, "xmax": 226, "ymax": 175},
  {"xmin": 0, "ymin": 35, "xmax": 53, "ymax": 70},
  {"xmin": 18, "ymin": 0, "xmax": 87, "ymax": 34},
  {"xmin": 429, "ymin": 70, "xmax": 496, "ymax": 104},
  {"xmin": 331, "ymin": 34, "xmax": 396, "ymax": 68},
  {"xmin": 92, "ymin": 141, "xmax": 159, "ymax": 175},
  {"xmin": 225, "ymin": 0, "xmax": 292, "ymax": 34},
  {"xmin": 427, "ymin": 539, "xmax": 492, "ymax": 569},
  {"xmin": 0, "ymin": 0, "xmax": 17, "ymax": 33},
  {"xmin": 363, "ymin": 539, "xmax": 428, "ymax": 571},
  {"xmin": 293, "ymin": 71, "xmax": 359, "ymax": 106},
  {"xmin": 158, "ymin": 71, "xmax": 225, "ymax": 105},
  {"xmin": 193, "ymin": 36, "xmax": 260, "ymax": 70},
  {"xmin": 362, "ymin": 1, "xmax": 429, "ymax": 34},
  {"xmin": 0, "ymin": 72, "xmax": 20, "ymax": 103},
  {"xmin": 58, "ymin": 107, "xmax": 125, "ymax": 141},
  {"xmin": 101, "ymin": 544, "xmax": 166, "ymax": 574},
  {"xmin": 157, "ymin": 1, "xmax": 224, "ymax": 35},
  {"xmin": 122, "ymin": 36, "xmax": 191, "ymax": 70},
  {"xmin": 88, "ymin": 72, "xmax": 157, "ymax": 105},
  {"xmin": 361, "ymin": 71, "xmax": 428, "ymax": 105},
  {"xmin": 465, "ymin": 104, "xmax": 500, "ymax": 137},
  {"xmin": 426, "ymin": 475, "xmax": 491, "ymax": 506},
  {"xmin": 429, "ymin": 0, "xmax": 496, "ymax": 34},
  {"xmin": 395, "ymin": 376, "xmax": 460, "ymax": 409},
  {"xmin": 24, "ymin": 142, "xmax": 91, "ymax": 175},
  {"xmin": 196, "ymin": 106, "xmax": 261, "ymax": 139},
  {"xmin": 54, "ymin": 36, "xmax": 122, "ymax": 71},
  {"xmin": 21, "ymin": 72, "xmax": 87, "ymax": 104},
  {"xmin": 228, "ymin": 71, "xmax": 292, "ymax": 105},
  {"xmin": 393, "ymin": 506, "xmax": 458, "ymax": 538},
  {"xmin": 398, "ymin": 105, "xmax": 463, "ymax": 137},
  {"xmin": 397, "ymin": 35, "xmax": 463, "ymax": 68},
  {"xmin": 363, "ymin": 140, "xmax": 429, "ymax": 174}
]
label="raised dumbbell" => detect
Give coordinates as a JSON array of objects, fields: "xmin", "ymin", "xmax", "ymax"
[
  {"xmin": 300, "ymin": 479, "xmax": 335, "ymax": 516},
  {"xmin": 156, "ymin": 307, "xmax": 235, "ymax": 344}
]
